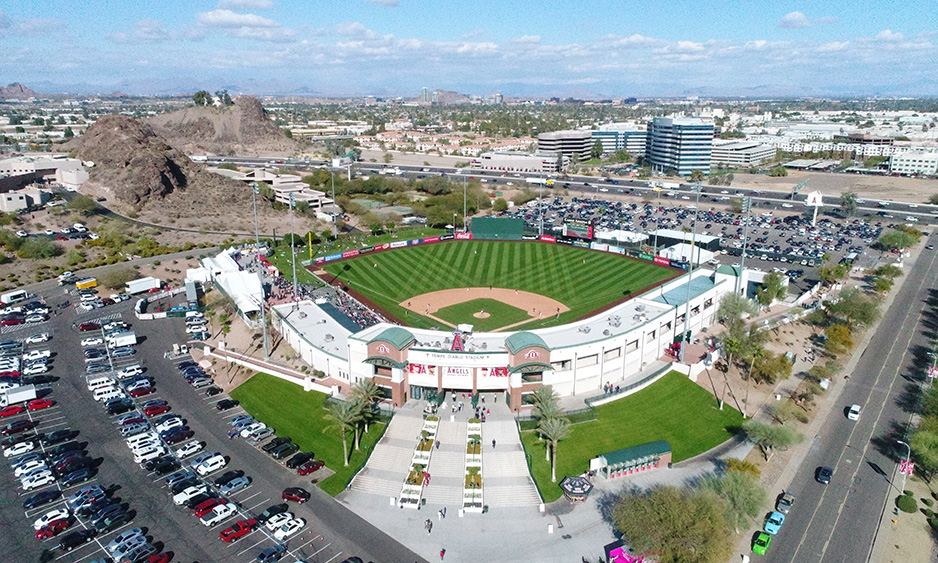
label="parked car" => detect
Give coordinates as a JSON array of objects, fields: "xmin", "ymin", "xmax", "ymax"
[
  {"xmin": 219, "ymin": 476, "xmax": 250, "ymax": 496},
  {"xmin": 58, "ymin": 529, "xmax": 97, "ymax": 552},
  {"xmin": 200, "ymin": 502, "xmax": 237, "ymax": 527},
  {"xmin": 272, "ymin": 517, "xmax": 306, "ymax": 541},
  {"xmin": 271, "ymin": 443, "xmax": 299, "ymax": 460},
  {"xmin": 105, "ymin": 528, "xmax": 145, "ymax": 555},
  {"xmin": 219, "ymin": 518, "xmax": 257, "ymax": 542},
  {"xmin": 297, "ymin": 460, "xmax": 325, "ymax": 476},
  {"xmin": 281, "ymin": 487, "xmax": 310, "ymax": 503},
  {"xmin": 35, "ymin": 518, "xmax": 71, "ymax": 540},
  {"xmin": 764, "ymin": 511, "xmax": 785, "ymax": 535},
  {"xmin": 254, "ymin": 503, "xmax": 288, "ymax": 524},
  {"xmin": 24, "ymin": 489, "xmax": 61, "ymax": 509},
  {"xmin": 174, "ymin": 440, "xmax": 204, "ymax": 459},
  {"xmin": 256, "ymin": 545, "xmax": 287, "ymax": 563},
  {"xmin": 216, "ymin": 399, "xmax": 239, "ymax": 411},
  {"xmin": 33, "ymin": 507, "xmax": 71, "ymax": 530},
  {"xmin": 285, "ymin": 452, "xmax": 313, "ymax": 469}
]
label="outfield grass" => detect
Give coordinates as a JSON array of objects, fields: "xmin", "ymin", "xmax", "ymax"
[
  {"xmin": 229, "ymin": 373, "xmax": 385, "ymax": 496},
  {"xmin": 520, "ymin": 371, "xmax": 743, "ymax": 502},
  {"xmin": 434, "ymin": 298, "xmax": 530, "ymax": 331},
  {"xmin": 322, "ymin": 240, "xmax": 674, "ymax": 330}
]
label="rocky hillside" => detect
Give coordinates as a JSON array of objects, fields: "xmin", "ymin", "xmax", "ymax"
[
  {"xmin": 72, "ymin": 115, "xmax": 254, "ymax": 219},
  {"xmin": 0, "ymin": 83, "xmax": 37, "ymax": 99},
  {"xmin": 147, "ymin": 96, "xmax": 297, "ymax": 156}
]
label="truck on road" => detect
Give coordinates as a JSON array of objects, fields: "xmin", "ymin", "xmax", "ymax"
[{"xmin": 1, "ymin": 384, "xmax": 37, "ymax": 408}]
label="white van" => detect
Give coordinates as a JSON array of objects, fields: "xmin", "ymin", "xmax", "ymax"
[
  {"xmin": 126, "ymin": 432, "xmax": 159, "ymax": 448},
  {"xmin": 87, "ymin": 377, "xmax": 115, "ymax": 392},
  {"xmin": 93, "ymin": 386, "xmax": 125, "ymax": 402}
]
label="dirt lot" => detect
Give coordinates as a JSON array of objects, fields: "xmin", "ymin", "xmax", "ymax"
[{"xmin": 728, "ymin": 170, "xmax": 938, "ymax": 205}]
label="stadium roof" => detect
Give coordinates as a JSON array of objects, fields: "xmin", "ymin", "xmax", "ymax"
[
  {"xmin": 369, "ymin": 327, "xmax": 415, "ymax": 350},
  {"xmin": 505, "ymin": 332, "xmax": 549, "ymax": 354},
  {"xmin": 651, "ymin": 276, "xmax": 716, "ymax": 306},
  {"xmin": 716, "ymin": 264, "xmax": 742, "ymax": 277}
]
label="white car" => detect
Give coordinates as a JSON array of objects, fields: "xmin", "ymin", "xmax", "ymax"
[
  {"xmin": 133, "ymin": 446, "xmax": 166, "ymax": 464},
  {"xmin": 264, "ymin": 512, "xmax": 294, "ymax": 531},
  {"xmin": 173, "ymin": 484, "xmax": 208, "ymax": 506},
  {"xmin": 19, "ymin": 467, "xmax": 52, "ymax": 481},
  {"xmin": 105, "ymin": 529, "xmax": 146, "ymax": 554},
  {"xmin": 24, "ymin": 333, "xmax": 50, "ymax": 345},
  {"xmin": 125, "ymin": 380, "xmax": 151, "ymax": 393},
  {"xmin": 33, "ymin": 507, "xmax": 70, "ymax": 530},
  {"xmin": 239, "ymin": 422, "xmax": 266, "ymax": 439},
  {"xmin": 25, "ymin": 314, "xmax": 46, "ymax": 324},
  {"xmin": 155, "ymin": 418, "xmax": 183, "ymax": 434},
  {"xmin": 23, "ymin": 350, "xmax": 51, "ymax": 362},
  {"xmin": 3, "ymin": 441, "xmax": 35, "ymax": 457},
  {"xmin": 14, "ymin": 459, "xmax": 48, "ymax": 478},
  {"xmin": 174, "ymin": 441, "xmax": 204, "ymax": 459},
  {"xmin": 195, "ymin": 454, "xmax": 227, "ymax": 476},
  {"xmin": 185, "ymin": 324, "xmax": 207, "ymax": 334},
  {"xmin": 273, "ymin": 517, "xmax": 306, "ymax": 541},
  {"xmin": 200, "ymin": 502, "xmax": 237, "ymax": 527},
  {"xmin": 81, "ymin": 337, "xmax": 104, "ymax": 347},
  {"xmin": 22, "ymin": 471, "xmax": 56, "ymax": 490},
  {"xmin": 130, "ymin": 441, "xmax": 161, "ymax": 456},
  {"xmin": 15, "ymin": 230, "xmax": 27, "ymax": 238},
  {"xmin": 22, "ymin": 363, "xmax": 49, "ymax": 376},
  {"xmin": 847, "ymin": 404, "xmax": 861, "ymax": 421}
]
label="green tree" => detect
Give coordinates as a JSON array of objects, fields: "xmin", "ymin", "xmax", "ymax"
[
  {"xmin": 769, "ymin": 166, "xmax": 788, "ymax": 177},
  {"xmin": 351, "ymin": 379, "xmax": 382, "ymax": 434},
  {"xmin": 322, "ymin": 400, "xmax": 361, "ymax": 466},
  {"xmin": 840, "ymin": 192, "xmax": 858, "ymax": 216},
  {"xmin": 717, "ymin": 292, "xmax": 758, "ymax": 337},
  {"xmin": 383, "ymin": 153, "xmax": 393, "ymax": 164},
  {"xmin": 613, "ymin": 486, "xmax": 733, "ymax": 563},
  {"xmin": 929, "ymin": 194, "xmax": 938, "ymax": 205},
  {"xmin": 723, "ymin": 458, "xmax": 760, "ymax": 478},
  {"xmin": 492, "ymin": 198, "xmax": 508, "ymax": 213},
  {"xmin": 97, "ymin": 267, "xmax": 138, "ymax": 289},
  {"xmin": 192, "ymin": 90, "xmax": 212, "ymax": 106},
  {"xmin": 826, "ymin": 287, "xmax": 880, "ymax": 328},
  {"xmin": 537, "ymin": 417, "xmax": 570, "ymax": 482},
  {"xmin": 756, "ymin": 271, "xmax": 788, "ymax": 307},
  {"xmin": 910, "ymin": 419, "xmax": 938, "ymax": 481},
  {"xmin": 17, "ymin": 238, "xmax": 63, "ymax": 259},
  {"xmin": 879, "ymin": 228, "xmax": 920, "ymax": 250},
  {"xmin": 530, "ymin": 385, "xmax": 560, "ymax": 413},
  {"xmin": 215, "ymin": 89, "xmax": 233, "ymax": 105},
  {"xmin": 743, "ymin": 421, "xmax": 803, "ymax": 461},
  {"xmin": 750, "ymin": 351, "xmax": 792, "ymax": 385},
  {"xmin": 689, "ymin": 169, "xmax": 705, "ymax": 182},
  {"xmin": 702, "ymin": 470, "xmax": 766, "ymax": 533},
  {"xmin": 66, "ymin": 194, "xmax": 97, "ymax": 216},
  {"xmin": 729, "ymin": 198, "xmax": 743, "ymax": 214},
  {"xmin": 767, "ymin": 401, "xmax": 800, "ymax": 425},
  {"xmin": 613, "ymin": 149, "xmax": 632, "ymax": 163},
  {"xmin": 590, "ymin": 139, "xmax": 604, "ymax": 160},
  {"xmin": 823, "ymin": 324, "xmax": 853, "ymax": 355},
  {"xmin": 819, "ymin": 262, "xmax": 849, "ymax": 285},
  {"xmin": 281, "ymin": 233, "xmax": 304, "ymax": 247},
  {"xmin": 63, "ymin": 126, "xmax": 74, "ymax": 139}
]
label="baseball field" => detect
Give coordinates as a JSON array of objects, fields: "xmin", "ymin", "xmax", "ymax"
[{"xmin": 318, "ymin": 240, "xmax": 676, "ymax": 331}]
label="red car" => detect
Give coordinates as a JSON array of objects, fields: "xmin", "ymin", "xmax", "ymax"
[
  {"xmin": 0, "ymin": 405, "xmax": 24, "ymax": 418},
  {"xmin": 2, "ymin": 419, "xmax": 37, "ymax": 435},
  {"xmin": 77, "ymin": 322, "xmax": 100, "ymax": 331},
  {"xmin": 1, "ymin": 318, "xmax": 24, "ymax": 326},
  {"xmin": 35, "ymin": 518, "xmax": 70, "ymax": 540},
  {"xmin": 219, "ymin": 518, "xmax": 257, "ymax": 542},
  {"xmin": 119, "ymin": 416, "xmax": 145, "ymax": 426},
  {"xmin": 145, "ymin": 554, "xmax": 170, "ymax": 563},
  {"xmin": 297, "ymin": 460, "xmax": 325, "ymax": 476},
  {"xmin": 281, "ymin": 487, "xmax": 310, "ymax": 503},
  {"xmin": 163, "ymin": 429, "xmax": 193, "ymax": 445},
  {"xmin": 129, "ymin": 386, "xmax": 155, "ymax": 398},
  {"xmin": 194, "ymin": 497, "xmax": 227, "ymax": 518},
  {"xmin": 143, "ymin": 404, "xmax": 170, "ymax": 417},
  {"xmin": 0, "ymin": 370, "xmax": 20, "ymax": 378},
  {"xmin": 27, "ymin": 398, "xmax": 55, "ymax": 411}
]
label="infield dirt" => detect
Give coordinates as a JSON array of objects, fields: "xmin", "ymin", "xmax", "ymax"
[{"xmin": 400, "ymin": 287, "xmax": 570, "ymax": 331}]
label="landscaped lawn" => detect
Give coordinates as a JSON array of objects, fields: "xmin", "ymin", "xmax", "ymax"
[
  {"xmin": 322, "ymin": 240, "xmax": 675, "ymax": 330},
  {"xmin": 230, "ymin": 372, "xmax": 386, "ymax": 496},
  {"xmin": 520, "ymin": 371, "xmax": 743, "ymax": 502},
  {"xmin": 434, "ymin": 298, "xmax": 530, "ymax": 331}
]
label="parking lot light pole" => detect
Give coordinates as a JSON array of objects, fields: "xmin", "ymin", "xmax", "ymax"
[
  {"xmin": 652, "ymin": 185, "xmax": 662, "ymax": 253},
  {"xmin": 289, "ymin": 192, "xmax": 297, "ymax": 302},
  {"xmin": 249, "ymin": 294, "xmax": 269, "ymax": 361},
  {"xmin": 330, "ymin": 171, "xmax": 337, "ymax": 238},
  {"xmin": 463, "ymin": 175, "xmax": 468, "ymax": 233},
  {"xmin": 250, "ymin": 182, "xmax": 260, "ymax": 248},
  {"xmin": 897, "ymin": 440, "xmax": 911, "ymax": 493},
  {"xmin": 738, "ymin": 196, "xmax": 752, "ymax": 294},
  {"xmin": 679, "ymin": 183, "xmax": 702, "ymax": 364}
]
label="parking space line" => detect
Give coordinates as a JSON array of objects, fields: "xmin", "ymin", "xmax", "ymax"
[
  {"xmin": 231, "ymin": 489, "xmax": 260, "ymax": 502},
  {"xmin": 237, "ymin": 536, "xmax": 269, "ymax": 555},
  {"xmin": 322, "ymin": 550, "xmax": 342, "ymax": 563}
]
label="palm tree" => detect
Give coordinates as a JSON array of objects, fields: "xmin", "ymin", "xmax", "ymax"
[
  {"xmin": 322, "ymin": 400, "xmax": 360, "ymax": 466},
  {"xmin": 530, "ymin": 386, "xmax": 559, "ymax": 412},
  {"xmin": 351, "ymin": 380, "xmax": 382, "ymax": 433},
  {"xmin": 537, "ymin": 417, "xmax": 570, "ymax": 482}
]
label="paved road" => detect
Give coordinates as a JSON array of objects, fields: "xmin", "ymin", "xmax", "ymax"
[{"xmin": 764, "ymin": 235, "xmax": 938, "ymax": 562}]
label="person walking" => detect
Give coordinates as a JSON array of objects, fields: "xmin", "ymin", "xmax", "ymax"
[
  {"xmin": 427, "ymin": 521, "xmax": 433, "ymax": 534},
  {"xmin": 492, "ymin": 438, "xmax": 496, "ymax": 449},
  {"xmin": 440, "ymin": 548, "xmax": 446, "ymax": 561}
]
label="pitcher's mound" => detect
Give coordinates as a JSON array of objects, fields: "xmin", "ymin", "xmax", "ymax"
[{"xmin": 473, "ymin": 311, "xmax": 491, "ymax": 319}]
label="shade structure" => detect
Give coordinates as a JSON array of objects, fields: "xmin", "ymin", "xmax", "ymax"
[{"xmin": 559, "ymin": 475, "xmax": 593, "ymax": 502}]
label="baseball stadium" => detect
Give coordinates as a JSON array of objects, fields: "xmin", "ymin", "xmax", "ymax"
[{"xmin": 268, "ymin": 217, "xmax": 748, "ymax": 412}]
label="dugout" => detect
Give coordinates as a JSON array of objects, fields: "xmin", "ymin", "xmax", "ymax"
[{"xmin": 471, "ymin": 216, "xmax": 525, "ymax": 240}]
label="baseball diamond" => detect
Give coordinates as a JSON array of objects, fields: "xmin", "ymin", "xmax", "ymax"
[{"xmin": 318, "ymin": 239, "xmax": 677, "ymax": 331}]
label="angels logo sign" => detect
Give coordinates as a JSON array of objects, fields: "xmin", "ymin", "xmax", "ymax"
[
  {"xmin": 376, "ymin": 344, "xmax": 390, "ymax": 354},
  {"xmin": 524, "ymin": 350, "xmax": 540, "ymax": 360}
]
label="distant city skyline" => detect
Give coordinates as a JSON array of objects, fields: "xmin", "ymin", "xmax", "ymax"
[{"xmin": 0, "ymin": 0, "xmax": 935, "ymax": 98}]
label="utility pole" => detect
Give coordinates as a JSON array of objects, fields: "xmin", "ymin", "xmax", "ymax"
[
  {"xmin": 738, "ymin": 196, "xmax": 752, "ymax": 294},
  {"xmin": 289, "ymin": 192, "xmax": 297, "ymax": 304},
  {"xmin": 679, "ymin": 183, "xmax": 702, "ymax": 364},
  {"xmin": 249, "ymin": 182, "xmax": 269, "ymax": 361},
  {"xmin": 330, "ymin": 171, "xmax": 337, "ymax": 237}
]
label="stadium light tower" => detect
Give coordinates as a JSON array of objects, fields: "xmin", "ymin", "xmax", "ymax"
[
  {"xmin": 679, "ymin": 183, "xmax": 703, "ymax": 364},
  {"xmin": 463, "ymin": 175, "xmax": 468, "ymax": 233},
  {"xmin": 330, "ymin": 170, "xmax": 337, "ymax": 238},
  {"xmin": 652, "ymin": 184, "xmax": 662, "ymax": 254},
  {"xmin": 289, "ymin": 192, "xmax": 298, "ymax": 303},
  {"xmin": 737, "ymin": 196, "xmax": 752, "ymax": 293},
  {"xmin": 250, "ymin": 182, "xmax": 260, "ymax": 249}
]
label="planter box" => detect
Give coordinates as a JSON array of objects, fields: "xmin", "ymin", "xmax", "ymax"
[{"xmin": 462, "ymin": 424, "xmax": 484, "ymax": 512}]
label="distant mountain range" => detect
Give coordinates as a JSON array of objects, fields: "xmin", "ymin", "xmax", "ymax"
[{"xmin": 0, "ymin": 83, "xmax": 38, "ymax": 99}]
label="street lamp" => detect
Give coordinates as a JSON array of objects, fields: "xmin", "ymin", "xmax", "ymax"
[
  {"xmin": 738, "ymin": 196, "xmax": 753, "ymax": 294},
  {"xmin": 897, "ymin": 440, "xmax": 911, "ymax": 494},
  {"xmin": 453, "ymin": 212, "xmax": 457, "ymax": 233},
  {"xmin": 248, "ymin": 293, "xmax": 269, "ymax": 361},
  {"xmin": 679, "ymin": 183, "xmax": 703, "ymax": 364},
  {"xmin": 329, "ymin": 170, "xmax": 337, "ymax": 238},
  {"xmin": 249, "ymin": 182, "xmax": 260, "ymax": 248}
]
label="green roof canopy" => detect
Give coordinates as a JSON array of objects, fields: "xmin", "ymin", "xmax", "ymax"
[
  {"xmin": 601, "ymin": 441, "xmax": 671, "ymax": 465},
  {"xmin": 716, "ymin": 264, "xmax": 742, "ymax": 277},
  {"xmin": 505, "ymin": 331, "xmax": 549, "ymax": 355},
  {"xmin": 369, "ymin": 327, "xmax": 415, "ymax": 350}
]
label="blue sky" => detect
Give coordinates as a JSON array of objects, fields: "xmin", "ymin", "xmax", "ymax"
[{"xmin": 0, "ymin": 0, "xmax": 935, "ymax": 97}]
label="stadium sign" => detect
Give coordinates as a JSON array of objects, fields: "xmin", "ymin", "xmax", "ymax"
[
  {"xmin": 423, "ymin": 236, "xmax": 440, "ymax": 243},
  {"xmin": 455, "ymin": 233, "xmax": 473, "ymax": 240},
  {"xmin": 539, "ymin": 235, "xmax": 556, "ymax": 243},
  {"xmin": 439, "ymin": 234, "xmax": 455, "ymax": 241},
  {"xmin": 390, "ymin": 241, "xmax": 408, "ymax": 249}
]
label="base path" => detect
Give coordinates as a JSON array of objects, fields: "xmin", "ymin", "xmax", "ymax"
[{"xmin": 402, "ymin": 287, "xmax": 569, "ymax": 332}]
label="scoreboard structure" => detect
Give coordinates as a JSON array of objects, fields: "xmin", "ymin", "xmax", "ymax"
[{"xmin": 562, "ymin": 219, "xmax": 594, "ymax": 241}]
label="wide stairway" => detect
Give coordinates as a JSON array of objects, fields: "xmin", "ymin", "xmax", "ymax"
[
  {"xmin": 481, "ymin": 414, "xmax": 542, "ymax": 508},
  {"xmin": 422, "ymin": 419, "xmax": 466, "ymax": 505},
  {"xmin": 349, "ymin": 403, "xmax": 425, "ymax": 497}
]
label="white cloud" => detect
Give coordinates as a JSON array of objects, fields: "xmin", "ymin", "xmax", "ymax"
[
  {"xmin": 744, "ymin": 40, "xmax": 768, "ymax": 50},
  {"xmin": 778, "ymin": 11, "xmax": 812, "ymax": 28},
  {"xmin": 197, "ymin": 9, "xmax": 278, "ymax": 28},
  {"xmin": 461, "ymin": 29, "xmax": 484, "ymax": 40},
  {"xmin": 876, "ymin": 29, "xmax": 904, "ymax": 42},
  {"xmin": 675, "ymin": 40, "xmax": 704, "ymax": 52},
  {"xmin": 108, "ymin": 19, "xmax": 169, "ymax": 44},
  {"xmin": 513, "ymin": 35, "xmax": 541, "ymax": 44},
  {"xmin": 365, "ymin": 0, "xmax": 400, "ymax": 5},
  {"xmin": 227, "ymin": 26, "xmax": 295, "ymax": 42},
  {"xmin": 609, "ymin": 33, "xmax": 658, "ymax": 46},
  {"xmin": 217, "ymin": 0, "xmax": 275, "ymax": 9},
  {"xmin": 817, "ymin": 41, "xmax": 849, "ymax": 52},
  {"xmin": 336, "ymin": 21, "xmax": 379, "ymax": 40}
]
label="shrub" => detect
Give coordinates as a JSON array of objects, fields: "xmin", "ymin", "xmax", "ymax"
[
  {"xmin": 17, "ymin": 238, "xmax": 63, "ymax": 259},
  {"xmin": 924, "ymin": 497, "xmax": 934, "ymax": 507},
  {"xmin": 97, "ymin": 267, "xmax": 139, "ymax": 289},
  {"xmin": 930, "ymin": 518, "xmax": 938, "ymax": 532},
  {"xmin": 897, "ymin": 494, "xmax": 917, "ymax": 513}
]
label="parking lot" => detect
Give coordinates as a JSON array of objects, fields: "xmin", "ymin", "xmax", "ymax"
[{"xmin": 0, "ymin": 286, "xmax": 422, "ymax": 563}]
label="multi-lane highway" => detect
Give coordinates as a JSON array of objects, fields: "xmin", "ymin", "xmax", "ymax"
[{"xmin": 764, "ymin": 232, "xmax": 938, "ymax": 562}]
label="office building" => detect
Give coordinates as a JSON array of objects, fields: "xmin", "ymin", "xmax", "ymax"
[
  {"xmin": 710, "ymin": 140, "xmax": 777, "ymax": 167},
  {"xmin": 647, "ymin": 117, "xmax": 714, "ymax": 176},
  {"xmin": 537, "ymin": 130, "xmax": 592, "ymax": 162},
  {"xmin": 470, "ymin": 151, "xmax": 562, "ymax": 174},
  {"xmin": 889, "ymin": 151, "xmax": 938, "ymax": 176},
  {"xmin": 591, "ymin": 124, "xmax": 648, "ymax": 156}
]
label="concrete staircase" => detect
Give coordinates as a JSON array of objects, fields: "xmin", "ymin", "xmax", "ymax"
[
  {"xmin": 422, "ymin": 420, "xmax": 465, "ymax": 505},
  {"xmin": 481, "ymin": 419, "xmax": 542, "ymax": 507},
  {"xmin": 349, "ymin": 407, "xmax": 425, "ymax": 497}
]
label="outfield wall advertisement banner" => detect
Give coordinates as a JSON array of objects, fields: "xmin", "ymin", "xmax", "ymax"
[
  {"xmin": 654, "ymin": 256, "xmax": 670, "ymax": 266},
  {"xmin": 455, "ymin": 233, "xmax": 473, "ymax": 240}
]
